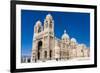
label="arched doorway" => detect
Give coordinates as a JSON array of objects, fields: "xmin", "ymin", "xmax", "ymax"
[
  {"xmin": 50, "ymin": 50, "xmax": 52, "ymax": 60},
  {"xmin": 44, "ymin": 51, "xmax": 47, "ymax": 59},
  {"xmin": 38, "ymin": 52, "xmax": 40, "ymax": 60},
  {"xmin": 38, "ymin": 41, "xmax": 42, "ymax": 50},
  {"xmin": 37, "ymin": 41, "xmax": 42, "ymax": 60}
]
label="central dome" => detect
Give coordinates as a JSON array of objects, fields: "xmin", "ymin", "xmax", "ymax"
[{"xmin": 62, "ymin": 30, "xmax": 69, "ymax": 39}]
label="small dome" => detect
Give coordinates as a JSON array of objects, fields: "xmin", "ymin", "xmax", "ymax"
[
  {"xmin": 80, "ymin": 44, "xmax": 86, "ymax": 47},
  {"xmin": 46, "ymin": 14, "xmax": 52, "ymax": 20},
  {"xmin": 35, "ymin": 20, "xmax": 42, "ymax": 27},
  {"xmin": 71, "ymin": 38, "xmax": 77, "ymax": 43},
  {"xmin": 80, "ymin": 44, "xmax": 84, "ymax": 46},
  {"xmin": 62, "ymin": 30, "xmax": 69, "ymax": 39}
]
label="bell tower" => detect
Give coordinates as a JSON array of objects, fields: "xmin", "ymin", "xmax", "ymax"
[
  {"xmin": 31, "ymin": 14, "xmax": 55, "ymax": 62},
  {"xmin": 31, "ymin": 20, "xmax": 43, "ymax": 62},
  {"xmin": 43, "ymin": 14, "xmax": 55, "ymax": 60}
]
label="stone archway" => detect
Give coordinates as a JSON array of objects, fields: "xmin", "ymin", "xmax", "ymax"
[
  {"xmin": 44, "ymin": 51, "xmax": 47, "ymax": 59},
  {"xmin": 37, "ymin": 41, "xmax": 42, "ymax": 60},
  {"xmin": 50, "ymin": 50, "xmax": 52, "ymax": 60}
]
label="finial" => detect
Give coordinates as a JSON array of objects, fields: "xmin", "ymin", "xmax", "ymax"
[
  {"xmin": 64, "ymin": 30, "xmax": 66, "ymax": 33},
  {"xmin": 47, "ymin": 13, "xmax": 51, "ymax": 16}
]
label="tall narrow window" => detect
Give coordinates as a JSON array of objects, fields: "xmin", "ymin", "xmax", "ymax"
[
  {"xmin": 44, "ymin": 51, "xmax": 47, "ymax": 59},
  {"xmin": 45, "ymin": 21, "xmax": 48, "ymax": 28},
  {"xmin": 38, "ymin": 26, "xmax": 41, "ymax": 33},
  {"xmin": 50, "ymin": 21, "xmax": 52, "ymax": 28}
]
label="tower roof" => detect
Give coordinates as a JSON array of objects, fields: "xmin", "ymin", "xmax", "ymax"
[
  {"xmin": 46, "ymin": 14, "xmax": 53, "ymax": 20},
  {"xmin": 35, "ymin": 20, "xmax": 42, "ymax": 27}
]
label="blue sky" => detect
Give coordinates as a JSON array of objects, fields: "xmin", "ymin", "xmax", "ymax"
[{"xmin": 21, "ymin": 10, "xmax": 90, "ymax": 57}]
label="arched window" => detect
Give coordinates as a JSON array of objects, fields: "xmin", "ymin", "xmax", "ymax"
[
  {"xmin": 45, "ymin": 21, "xmax": 48, "ymax": 28},
  {"xmin": 50, "ymin": 21, "xmax": 52, "ymax": 28},
  {"xmin": 81, "ymin": 49, "xmax": 83, "ymax": 52},
  {"xmin": 38, "ymin": 26, "xmax": 41, "ymax": 33}
]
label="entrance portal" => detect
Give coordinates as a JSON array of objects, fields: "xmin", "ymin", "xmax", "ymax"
[{"xmin": 37, "ymin": 41, "xmax": 42, "ymax": 60}]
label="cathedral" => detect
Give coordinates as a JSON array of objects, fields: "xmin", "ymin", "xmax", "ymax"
[{"xmin": 31, "ymin": 14, "xmax": 90, "ymax": 62}]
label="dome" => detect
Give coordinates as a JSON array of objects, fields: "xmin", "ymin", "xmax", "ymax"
[
  {"xmin": 35, "ymin": 20, "xmax": 42, "ymax": 27},
  {"xmin": 80, "ymin": 44, "xmax": 86, "ymax": 47},
  {"xmin": 71, "ymin": 38, "xmax": 77, "ymax": 43},
  {"xmin": 46, "ymin": 14, "xmax": 52, "ymax": 20},
  {"xmin": 61, "ymin": 30, "xmax": 69, "ymax": 39}
]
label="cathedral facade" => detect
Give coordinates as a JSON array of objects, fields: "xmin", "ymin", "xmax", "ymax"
[{"xmin": 31, "ymin": 14, "xmax": 90, "ymax": 62}]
